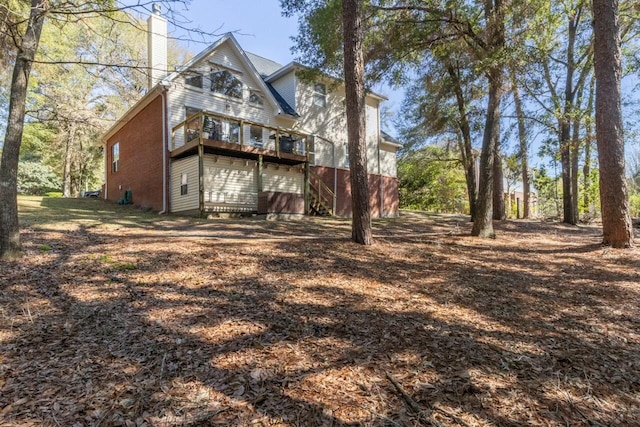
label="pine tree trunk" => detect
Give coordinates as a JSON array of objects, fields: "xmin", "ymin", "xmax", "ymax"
[
  {"xmin": 448, "ymin": 64, "xmax": 477, "ymax": 221},
  {"xmin": 492, "ymin": 133, "xmax": 505, "ymax": 220},
  {"xmin": 62, "ymin": 125, "xmax": 74, "ymax": 198},
  {"xmin": 561, "ymin": 12, "xmax": 578, "ymax": 225},
  {"xmin": 592, "ymin": 0, "xmax": 633, "ymax": 247},
  {"xmin": 471, "ymin": 0, "xmax": 505, "ymax": 238},
  {"xmin": 583, "ymin": 80, "xmax": 595, "ymax": 215},
  {"xmin": 472, "ymin": 66, "xmax": 503, "ymax": 237},
  {"xmin": 342, "ymin": 0, "xmax": 372, "ymax": 245},
  {"xmin": 0, "ymin": 0, "xmax": 47, "ymax": 259},
  {"xmin": 512, "ymin": 76, "xmax": 530, "ymax": 218},
  {"xmin": 571, "ymin": 111, "xmax": 581, "ymax": 224}
]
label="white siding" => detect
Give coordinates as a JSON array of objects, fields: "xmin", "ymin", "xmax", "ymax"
[
  {"xmin": 263, "ymin": 164, "xmax": 304, "ymax": 194},
  {"xmin": 203, "ymin": 155, "xmax": 258, "ymax": 208},
  {"xmin": 170, "ymin": 156, "xmax": 199, "ymax": 212},
  {"xmin": 313, "ymin": 137, "xmax": 335, "ymax": 167},
  {"xmin": 296, "ymin": 80, "xmax": 386, "ymax": 173},
  {"xmin": 366, "ymin": 101, "xmax": 379, "ymax": 174},
  {"xmin": 270, "ymin": 70, "xmax": 297, "ymax": 111},
  {"xmin": 380, "ymin": 146, "xmax": 397, "ymax": 177},
  {"xmin": 169, "ymin": 40, "xmax": 279, "ymax": 150},
  {"xmin": 296, "ymin": 81, "xmax": 347, "ymax": 169}
]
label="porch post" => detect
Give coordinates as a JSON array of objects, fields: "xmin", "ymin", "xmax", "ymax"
[
  {"xmin": 198, "ymin": 142, "xmax": 204, "ymax": 217},
  {"xmin": 257, "ymin": 154, "xmax": 263, "ymax": 193},
  {"xmin": 304, "ymin": 161, "xmax": 310, "ymax": 215}
]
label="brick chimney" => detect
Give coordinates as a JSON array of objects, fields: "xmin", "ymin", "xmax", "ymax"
[{"xmin": 147, "ymin": 3, "xmax": 167, "ymax": 90}]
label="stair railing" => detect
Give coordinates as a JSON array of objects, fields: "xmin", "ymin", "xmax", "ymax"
[{"xmin": 309, "ymin": 170, "xmax": 335, "ymax": 216}]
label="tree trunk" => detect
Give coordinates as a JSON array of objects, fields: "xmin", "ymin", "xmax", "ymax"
[
  {"xmin": 560, "ymin": 12, "xmax": 579, "ymax": 225},
  {"xmin": 342, "ymin": 0, "xmax": 372, "ymax": 245},
  {"xmin": 472, "ymin": 66, "xmax": 503, "ymax": 238},
  {"xmin": 583, "ymin": 80, "xmax": 594, "ymax": 215},
  {"xmin": 448, "ymin": 64, "xmax": 477, "ymax": 221},
  {"xmin": 0, "ymin": 0, "xmax": 47, "ymax": 259},
  {"xmin": 511, "ymin": 74, "xmax": 530, "ymax": 218},
  {"xmin": 471, "ymin": 0, "xmax": 505, "ymax": 238},
  {"xmin": 592, "ymin": 0, "xmax": 633, "ymax": 247},
  {"xmin": 492, "ymin": 132, "xmax": 505, "ymax": 220},
  {"xmin": 62, "ymin": 125, "xmax": 75, "ymax": 198},
  {"xmin": 570, "ymin": 104, "xmax": 581, "ymax": 224}
]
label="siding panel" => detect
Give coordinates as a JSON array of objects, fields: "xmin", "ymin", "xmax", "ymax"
[
  {"xmin": 170, "ymin": 156, "xmax": 199, "ymax": 212},
  {"xmin": 270, "ymin": 70, "xmax": 296, "ymax": 111},
  {"xmin": 203, "ymin": 155, "xmax": 258, "ymax": 208},
  {"xmin": 380, "ymin": 147, "xmax": 397, "ymax": 177},
  {"xmin": 263, "ymin": 164, "xmax": 304, "ymax": 194}
]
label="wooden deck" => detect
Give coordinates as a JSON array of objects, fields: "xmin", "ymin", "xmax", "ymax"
[{"xmin": 171, "ymin": 138, "xmax": 307, "ymax": 165}]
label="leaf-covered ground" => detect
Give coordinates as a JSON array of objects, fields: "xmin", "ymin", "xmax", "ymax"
[{"xmin": 1, "ymin": 197, "xmax": 639, "ymax": 426}]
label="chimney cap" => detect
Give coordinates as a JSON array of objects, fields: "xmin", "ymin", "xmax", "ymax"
[{"xmin": 152, "ymin": 3, "xmax": 162, "ymax": 14}]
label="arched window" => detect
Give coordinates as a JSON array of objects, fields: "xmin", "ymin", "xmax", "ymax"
[{"xmin": 210, "ymin": 69, "xmax": 242, "ymax": 99}]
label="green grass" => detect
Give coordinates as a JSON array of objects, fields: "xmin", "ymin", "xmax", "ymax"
[{"xmin": 17, "ymin": 195, "xmax": 191, "ymax": 231}]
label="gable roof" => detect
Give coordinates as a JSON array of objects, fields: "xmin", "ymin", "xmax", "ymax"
[
  {"xmin": 164, "ymin": 33, "xmax": 298, "ymax": 119},
  {"xmin": 381, "ymin": 130, "xmax": 403, "ymax": 149},
  {"xmin": 264, "ymin": 61, "xmax": 387, "ymax": 101},
  {"xmin": 245, "ymin": 52, "xmax": 284, "ymax": 77}
]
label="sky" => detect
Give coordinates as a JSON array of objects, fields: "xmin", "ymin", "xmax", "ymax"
[{"xmin": 157, "ymin": 0, "xmax": 403, "ymax": 136}]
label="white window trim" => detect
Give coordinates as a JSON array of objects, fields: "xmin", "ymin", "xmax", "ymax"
[
  {"xmin": 209, "ymin": 69, "xmax": 243, "ymax": 100},
  {"xmin": 184, "ymin": 72, "xmax": 204, "ymax": 90},
  {"xmin": 248, "ymin": 89, "xmax": 265, "ymax": 108},
  {"xmin": 112, "ymin": 142, "xmax": 120, "ymax": 173},
  {"xmin": 344, "ymin": 142, "xmax": 350, "ymax": 169},
  {"xmin": 313, "ymin": 82, "xmax": 327, "ymax": 108}
]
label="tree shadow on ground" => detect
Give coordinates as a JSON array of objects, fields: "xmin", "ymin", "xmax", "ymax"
[{"xmin": 2, "ymin": 206, "xmax": 639, "ymax": 425}]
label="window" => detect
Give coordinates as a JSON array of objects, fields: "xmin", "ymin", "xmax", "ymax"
[
  {"xmin": 228, "ymin": 122, "xmax": 240, "ymax": 144},
  {"xmin": 344, "ymin": 143, "xmax": 350, "ymax": 168},
  {"xmin": 210, "ymin": 69, "xmax": 242, "ymax": 99},
  {"xmin": 313, "ymin": 82, "xmax": 326, "ymax": 107},
  {"xmin": 249, "ymin": 90, "xmax": 264, "ymax": 106},
  {"xmin": 180, "ymin": 173, "xmax": 188, "ymax": 195},
  {"xmin": 249, "ymin": 125, "xmax": 263, "ymax": 147},
  {"xmin": 112, "ymin": 142, "xmax": 120, "ymax": 173},
  {"xmin": 185, "ymin": 73, "xmax": 203, "ymax": 89}
]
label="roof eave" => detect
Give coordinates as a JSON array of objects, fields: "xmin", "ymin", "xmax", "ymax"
[
  {"xmin": 267, "ymin": 62, "xmax": 387, "ymax": 100},
  {"xmin": 100, "ymin": 84, "xmax": 168, "ymax": 145}
]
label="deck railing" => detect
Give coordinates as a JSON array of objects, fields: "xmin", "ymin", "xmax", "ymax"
[{"xmin": 172, "ymin": 110, "xmax": 309, "ymax": 158}]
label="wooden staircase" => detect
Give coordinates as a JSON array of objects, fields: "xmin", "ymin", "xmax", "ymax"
[{"xmin": 309, "ymin": 171, "xmax": 334, "ymax": 216}]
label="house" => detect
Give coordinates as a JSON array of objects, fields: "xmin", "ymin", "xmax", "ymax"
[{"xmin": 100, "ymin": 5, "xmax": 400, "ymax": 218}]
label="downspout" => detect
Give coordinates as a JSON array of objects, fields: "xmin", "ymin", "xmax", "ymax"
[
  {"xmin": 103, "ymin": 141, "xmax": 108, "ymax": 200},
  {"xmin": 159, "ymin": 86, "xmax": 169, "ymax": 214},
  {"xmin": 378, "ymin": 139, "xmax": 383, "ymax": 218},
  {"xmin": 333, "ymin": 141, "xmax": 337, "ymax": 214}
]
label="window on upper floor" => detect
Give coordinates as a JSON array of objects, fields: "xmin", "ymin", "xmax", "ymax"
[
  {"xmin": 112, "ymin": 142, "xmax": 120, "ymax": 173},
  {"xmin": 184, "ymin": 73, "xmax": 203, "ymax": 89},
  {"xmin": 249, "ymin": 89, "xmax": 264, "ymax": 106},
  {"xmin": 344, "ymin": 142, "xmax": 350, "ymax": 168},
  {"xmin": 313, "ymin": 82, "xmax": 327, "ymax": 108},
  {"xmin": 210, "ymin": 69, "xmax": 242, "ymax": 99}
]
